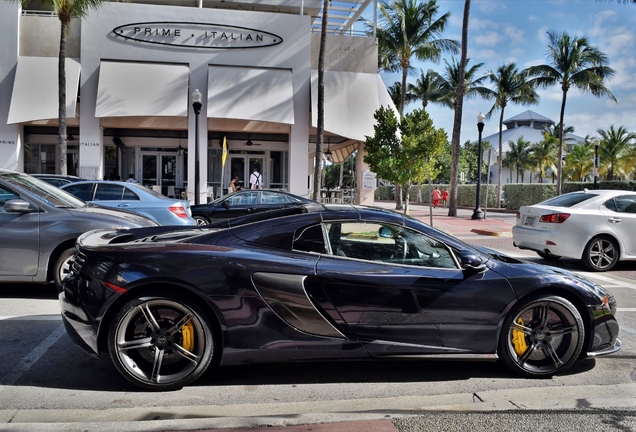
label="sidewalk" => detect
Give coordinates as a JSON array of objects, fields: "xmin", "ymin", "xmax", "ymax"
[{"xmin": 372, "ymin": 201, "xmax": 515, "ymax": 238}]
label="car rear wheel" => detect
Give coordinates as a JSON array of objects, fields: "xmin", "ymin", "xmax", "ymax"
[
  {"xmin": 537, "ymin": 251, "xmax": 561, "ymax": 261},
  {"xmin": 499, "ymin": 295, "xmax": 584, "ymax": 377},
  {"xmin": 194, "ymin": 215, "xmax": 210, "ymax": 226},
  {"xmin": 53, "ymin": 247, "xmax": 77, "ymax": 288},
  {"xmin": 583, "ymin": 236, "xmax": 619, "ymax": 271},
  {"xmin": 108, "ymin": 296, "xmax": 214, "ymax": 391}
]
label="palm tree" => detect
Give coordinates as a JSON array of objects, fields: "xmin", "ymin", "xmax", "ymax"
[
  {"xmin": 312, "ymin": 0, "xmax": 329, "ymax": 201},
  {"xmin": 388, "ymin": 82, "xmax": 407, "ymax": 108},
  {"xmin": 597, "ymin": 125, "xmax": 636, "ymax": 180},
  {"xmin": 376, "ymin": 0, "xmax": 459, "ymax": 115},
  {"xmin": 485, "ymin": 63, "xmax": 539, "ymax": 205},
  {"xmin": 13, "ymin": 0, "xmax": 109, "ymax": 174},
  {"xmin": 502, "ymin": 137, "xmax": 532, "ymax": 183},
  {"xmin": 531, "ymin": 133, "xmax": 559, "ymax": 183},
  {"xmin": 448, "ymin": 0, "xmax": 471, "ymax": 217},
  {"xmin": 564, "ymin": 140, "xmax": 594, "ymax": 181},
  {"xmin": 436, "ymin": 58, "xmax": 493, "ymax": 108},
  {"xmin": 406, "ymin": 69, "xmax": 446, "ymax": 111},
  {"xmin": 527, "ymin": 30, "xmax": 616, "ymax": 195}
]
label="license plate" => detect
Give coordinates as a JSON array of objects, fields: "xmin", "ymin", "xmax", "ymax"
[{"xmin": 524, "ymin": 216, "xmax": 535, "ymax": 226}]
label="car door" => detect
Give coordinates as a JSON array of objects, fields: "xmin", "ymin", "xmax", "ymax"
[
  {"xmin": 315, "ymin": 221, "xmax": 514, "ymax": 355},
  {"xmin": 0, "ymin": 185, "xmax": 40, "ymax": 277},
  {"xmin": 256, "ymin": 191, "xmax": 294, "ymax": 213},
  {"xmin": 600, "ymin": 195, "xmax": 636, "ymax": 256},
  {"xmin": 216, "ymin": 190, "xmax": 259, "ymax": 219},
  {"xmin": 92, "ymin": 183, "xmax": 141, "ymax": 212}
]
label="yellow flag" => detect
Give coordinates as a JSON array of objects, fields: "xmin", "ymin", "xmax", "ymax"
[{"xmin": 222, "ymin": 136, "xmax": 228, "ymax": 167}]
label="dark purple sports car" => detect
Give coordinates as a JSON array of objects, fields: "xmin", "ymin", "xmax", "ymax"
[{"xmin": 59, "ymin": 204, "xmax": 620, "ymax": 391}]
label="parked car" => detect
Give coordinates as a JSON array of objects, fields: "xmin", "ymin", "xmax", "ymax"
[
  {"xmin": 31, "ymin": 174, "xmax": 83, "ymax": 187},
  {"xmin": 513, "ymin": 189, "xmax": 636, "ymax": 271},
  {"xmin": 191, "ymin": 189, "xmax": 314, "ymax": 225},
  {"xmin": 61, "ymin": 180, "xmax": 196, "ymax": 226},
  {"xmin": 60, "ymin": 204, "xmax": 620, "ymax": 391},
  {"xmin": 0, "ymin": 169, "xmax": 158, "ymax": 287}
]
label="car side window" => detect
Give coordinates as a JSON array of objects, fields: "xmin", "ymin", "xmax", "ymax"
[
  {"xmin": 227, "ymin": 191, "xmax": 258, "ymax": 206},
  {"xmin": 612, "ymin": 196, "xmax": 636, "ymax": 213},
  {"xmin": 261, "ymin": 191, "xmax": 287, "ymax": 204},
  {"xmin": 63, "ymin": 183, "xmax": 94, "ymax": 201},
  {"xmin": 325, "ymin": 221, "xmax": 457, "ymax": 269},
  {"xmin": 122, "ymin": 187, "xmax": 140, "ymax": 200},
  {"xmin": 293, "ymin": 225, "xmax": 327, "ymax": 254},
  {"xmin": 94, "ymin": 183, "xmax": 125, "ymax": 200}
]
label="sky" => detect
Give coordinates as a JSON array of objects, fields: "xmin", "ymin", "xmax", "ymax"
[{"xmin": 378, "ymin": 0, "xmax": 636, "ymax": 145}]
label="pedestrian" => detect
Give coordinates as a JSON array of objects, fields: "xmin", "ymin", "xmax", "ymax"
[
  {"xmin": 442, "ymin": 188, "xmax": 448, "ymax": 208},
  {"xmin": 229, "ymin": 175, "xmax": 242, "ymax": 192},
  {"xmin": 431, "ymin": 186, "xmax": 441, "ymax": 208},
  {"xmin": 126, "ymin": 173, "xmax": 138, "ymax": 184},
  {"xmin": 249, "ymin": 167, "xmax": 263, "ymax": 189}
]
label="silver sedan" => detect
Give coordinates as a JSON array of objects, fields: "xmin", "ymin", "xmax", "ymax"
[{"xmin": 512, "ymin": 189, "xmax": 636, "ymax": 271}]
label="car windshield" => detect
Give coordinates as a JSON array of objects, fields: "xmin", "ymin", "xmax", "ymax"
[
  {"xmin": 2, "ymin": 173, "xmax": 87, "ymax": 208},
  {"xmin": 539, "ymin": 192, "xmax": 598, "ymax": 208}
]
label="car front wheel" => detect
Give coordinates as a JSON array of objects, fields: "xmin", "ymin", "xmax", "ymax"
[
  {"xmin": 583, "ymin": 236, "xmax": 619, "ymax": 271},
  {"xmin": 107, "ymin": 296, "xmax": 215, "ymax": 391},
  {"xmin": 499, "ymin": 295, "xmax": 584, "ymax": 377},
  {"xmin": 53, "ymin": 247, "xmax": 77, "ymax": 288}
]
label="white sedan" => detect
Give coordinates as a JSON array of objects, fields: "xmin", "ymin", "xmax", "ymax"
[{"xmin": 512, "ymin": 189, "xmax": 636, "ymax": 271}]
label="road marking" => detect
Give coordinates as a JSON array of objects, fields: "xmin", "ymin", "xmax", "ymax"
[
  {"xmin": 0, "ymin": 315, "xmax": 61, "ymax": 321},
  {"xmin": 618, "ymin": 308, "xmax": 636, "ymax": 312},
  {"xmin": 1, "ymin": 324, "xmax": 66, "ymax": 385}
]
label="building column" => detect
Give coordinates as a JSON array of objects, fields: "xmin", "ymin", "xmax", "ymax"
[{"xmin": 0, "ymin": 2, "xmax": 21, "ymax": 171}]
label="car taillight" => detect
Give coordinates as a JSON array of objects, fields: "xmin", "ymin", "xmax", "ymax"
[
  {"xmin": 539, "ymin": 213, "xmax": 570, "ymax": 223},
  {"xmin": 169, "ymin": 205, "xmax": 188, "ymax": 219}
]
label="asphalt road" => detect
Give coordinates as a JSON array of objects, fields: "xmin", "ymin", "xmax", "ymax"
[{"xmin": 0, "ymin": 211, "xmax": 634, "ymax": 432}]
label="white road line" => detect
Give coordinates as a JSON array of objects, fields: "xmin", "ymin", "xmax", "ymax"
[
  {"xmin": 618, "ymin": 308, "xmax": 636, "ymax": 312},
  {"xmin": 1, "ymin": 324, "xmax": 66, "ymax": 385}
]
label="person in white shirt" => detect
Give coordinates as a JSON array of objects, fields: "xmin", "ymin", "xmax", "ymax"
[
  {"xmin": 126, "ymin": 174, "xmax": 139, "ymax": 184},
  {"xmin": 249, "ymin": 168, "xmax": 263, "ymax": 189}
]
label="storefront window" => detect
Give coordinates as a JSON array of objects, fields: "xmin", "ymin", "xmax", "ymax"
[
  {"xmin": 23, "ymin": 143, "xmax": 79, "ymax": 175},
  {"xmin": 269, "ymin": 151, "xmax": 288, "ymax": 190},
  {"xmin": 208, "ymin": 147, "xmax": 222, "ymax": 188}
]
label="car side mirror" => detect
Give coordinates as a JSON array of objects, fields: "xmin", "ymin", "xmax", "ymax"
[
  {"xmin": 378, "ymin": 226, "xmax": 392, "ymax": 238},
  {"xmin": 4, "ymin": 198, "xmax": 32, "ymax": 213},
  {"xmin": 460, "ymin": 250, "xmax": 486, "ymax": 272},
  {"xmin": 222, "ymin": 200, "xmax": 230, "ymax": 209}
]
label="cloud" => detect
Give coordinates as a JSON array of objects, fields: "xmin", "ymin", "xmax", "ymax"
[{"xmin": 474, "ymin": 31, "xmax": 503, "ymax": 46}]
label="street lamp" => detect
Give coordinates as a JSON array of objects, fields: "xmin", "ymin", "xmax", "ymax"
[
  {"xmin": 593, "ymin": 137, "xmax": 600, "ymax": 189},
  {"xmin": 472, "ymin": 112, "xmax": 486, "ymax": 220},
  {"xmin": 191, "ymin": 89, "xmax": 202, "ymax": 205}
]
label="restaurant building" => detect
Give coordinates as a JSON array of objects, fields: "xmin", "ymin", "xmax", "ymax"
[{"xmin": 0, "ymin": 0, "xmax": 394, "ymax": 203}]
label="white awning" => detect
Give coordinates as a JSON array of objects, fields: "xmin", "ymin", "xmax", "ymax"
[
  {"xmin": 95, "ymin": 61, "xmax": 189, "ymax": 117},
  {"xmin": 311, "ymin": 71, "xmax": 397, "ymax": 142},
  {"xmin": 7, "ymin": 57, "xmax": 80, "ymax": 124},
  {"xmin": 207, "ymin": 66, "xmax": 295, "ymax": 124}
]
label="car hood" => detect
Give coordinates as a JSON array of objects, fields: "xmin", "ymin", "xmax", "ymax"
[{"xmin": 68, "ymin": 205, "xmax": 159, "ymax": 227}]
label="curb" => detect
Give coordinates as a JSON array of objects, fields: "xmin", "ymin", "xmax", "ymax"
[{"xmin": 470, "ymin": 229, "xmax": 513, "ymax": 237}]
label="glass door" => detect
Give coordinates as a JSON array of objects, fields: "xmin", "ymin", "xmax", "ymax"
[{"xmin": 142, "ymin": 154, "xmax": 158, "ymax": 188}]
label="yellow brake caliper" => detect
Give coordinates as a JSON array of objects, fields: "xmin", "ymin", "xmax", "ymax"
[
  {"xmin": 182, "ymin": 319, "xmax": 194, "ymax": 352},
  {"xmin": 511, "ymin": 317, "xmax": 528, "ymax": 356}
]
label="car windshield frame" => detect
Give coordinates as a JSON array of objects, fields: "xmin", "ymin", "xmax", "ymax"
[
  {"xmin": 2, "ymin": 173, "xmax": 87, "ymax": 208},
  {"xmin": 539, "ymin": 192, "xmax": 598, "ymax": 208}
]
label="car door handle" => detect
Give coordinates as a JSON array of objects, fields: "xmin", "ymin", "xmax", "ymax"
[
  {"xmin": 608, "ymin": 217, "xmax": 622, "ymax": 223},
  {"xmin": 117, "ymin": 204, "xmax": 130, "ymax": 208}
]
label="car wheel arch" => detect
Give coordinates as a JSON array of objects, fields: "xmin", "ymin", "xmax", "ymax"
[
  {"xmin": 497, "ymin": 286, "xmax": 593, "ymax": 359},
  {"xmin": 96, "ymin": 282, "xmax": 224, "ymax": 366},
  {"xmin": 581, "ymin": 233, "xmax": 621, "ymax": 268},
  {"xmin": 47, "ymin": 240, "xmax": 78, "ymax": 283}
]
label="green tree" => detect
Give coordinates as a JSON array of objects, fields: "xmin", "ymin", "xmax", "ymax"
[
  {"xmin": 530, "ymin": 132, "xmax": 559, "ymax": 183},
  {"xmin": 527, "ymin": 30, "xmax": 616, "ymax": 194},
  {"xmin": 564, "ymin": 140, "xmax": 594, "ymax": 182},
  {"xmin": 376, "ymin": 0, "xmax": 459, "ymax": 115},
  {"xmin": 485, "ymin": 63, "xmax": 539, "ymax": 203},
  {"xmin": 437, "ymin": 58, "xmax": 492, "ymax": 108},
  {"xmin": 14, "ymin": 0, "xmax": 110, "ymax": 174},
  {"xmin": 502, "ymin": 137, "xmax": 533, "ymax": 183},
  {"xmin": 597, "ymin": 125, "xmax": 636, "ymax": 180},
  {"xmin": 364, "ymin": 107, "xmax": 447, "ymax": 214},
  {"xmin": 406, "ymin": 69, "xmax": 446, "ymax": 111},
  {"xmin": 387, "ymin": 82, "xmax": 406, "ymax": 108}
]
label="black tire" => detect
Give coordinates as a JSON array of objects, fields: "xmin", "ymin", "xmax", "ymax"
[
  {"xmin": 194, "ymin": 215, "xmax": 210, "ymax": 226},
  {"xmin": 583, "ymin": 236, "xmax": 619, "ymax": 272},
  {"xmin": 537, "ymin": 251, "xmax": 561, "ymax": 261},
  {"xmin": 53, "ymin": 247, "xmax": 77, "ymax": 288},
  {"xmin": 499, "ymin": 295, "xmax": 584, "ymax": 377},
  {"xmin": 107, "ymin": 295, "xmax": 215, "ymax": 391}
]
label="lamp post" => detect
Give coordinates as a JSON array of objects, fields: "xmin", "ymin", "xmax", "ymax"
[
  {"xmin": 472, "ymin": 112, "xmax": 486, "ymax": 220},
  {"xmin": 191, "ymin": 89, "xmax": 202, "ymax": 205},
  {"xmin": 593, "ymin": 137, "xmax": 600, "ymax": 189}
]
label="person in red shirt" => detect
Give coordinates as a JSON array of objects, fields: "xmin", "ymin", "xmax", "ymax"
[
  {"xmin": 442, "ymin": 188, "xmax": 448, "ymax": 208},
  {"xmin": 431, "ymin": 187, "xmax": 441, "ymax": 208}
]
